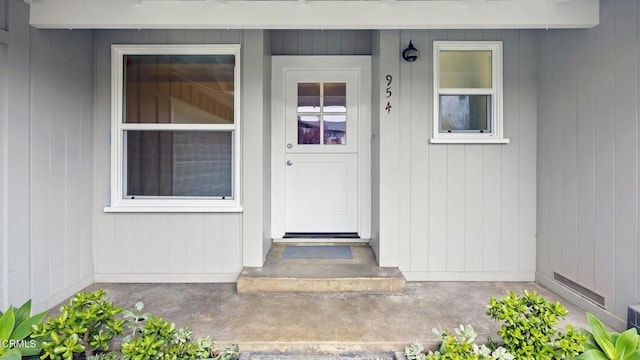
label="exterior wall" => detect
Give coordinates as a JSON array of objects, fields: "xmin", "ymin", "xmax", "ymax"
[
  {"xmin": 262, "ymin": 32, "xmax": 272, "ymax": 261},
  {"xmin": 536, "ymin": 0, "xmax": 639, "ymax": 331},
  {"xmin": 370, "ymin": 31, "xmax": 381, "ymax": 260},
  {"xmin": 0, "ymin": 0, "xmax": 95, "ymax": 312},
  {"xmin": 0, "ymin": 0, "xmax": 7, "ymax": 310},
  {"xmin": 271, "ymin": 30, "xmax": 371, "ymax": 55},
  {"xmin": 93, "ymin": 29, "xmax": 269, "ymax": 281},
  {"xmin": 376, "ymin": 29, "xmax": 537, "ymax": 280}
]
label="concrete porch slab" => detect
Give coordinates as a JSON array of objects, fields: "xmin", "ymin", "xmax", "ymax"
[
  {"xmin": 237, "ymin": 244, "xmax": 406, "ymax": 293},
  {"xmin": 60, "ymin": 282, "xmax": 591, "ymax": 354}
]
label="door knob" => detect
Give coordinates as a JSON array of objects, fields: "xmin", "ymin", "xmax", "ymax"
[{"xmin": 287, "ymin": 160, "xmax": 293, "ymax": 166}]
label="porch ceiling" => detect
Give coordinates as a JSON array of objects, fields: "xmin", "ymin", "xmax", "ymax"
[{"xmin": 28, "ymin": 0, "xmax": 599, "ymax": 30}]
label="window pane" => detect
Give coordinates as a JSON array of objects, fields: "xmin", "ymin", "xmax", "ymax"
[
  {"xmin": 323, "ymin": 83, "xmax": 346, "ymax": 113},
  {"xmin": 298, "ymin": 115, "xmax": 321, "ymax": 144},
  {"xmin": 439, "ymin": 95, "xmax": 491, "ymax": 132},
  {"xmin": 323, "ymin": 115, "xmax": 346, "ymax": 145},
  {"xmin": 298, "ymin": 83, "xmax": 321, "ymax": 113},
  {"xmin": 124, "ymin": 55, "xmax": 235, "ymax": 124},
  {"xmin": 439, "ymin": 50, "xmax": 492, "ymax": 89},
  {"xmin": 126, "ymin": 131, "xmax": 232, "ymax": 197}
]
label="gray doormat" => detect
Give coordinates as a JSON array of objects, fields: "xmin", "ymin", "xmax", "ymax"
[{"xmin": 283, "ymin": 245, "xmax": 353, "ymax": 259}]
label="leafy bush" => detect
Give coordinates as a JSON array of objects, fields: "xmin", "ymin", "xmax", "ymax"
[
  {"xmin": 0, "ymin": 300, "xmax": 47, "ymax": 359},
  {"xmin": 32, "ymin": 289, "xmax": 124, "ymax": 360},
  {"xmin": 574, "ymin": 312, "xmax": 640, "ymax": 360},
  {"xmin": 405, "ymin": 325, "xmax": 514, "ymax": 360},
  {"xmin": 486, "ymin": 290, "xmax": 586, "ymax": 360}
]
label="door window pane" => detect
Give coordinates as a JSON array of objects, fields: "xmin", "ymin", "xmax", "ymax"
[
  {"xmin": 124, "ymin": 55, "xmax": 235, "ymax": 124},
  {"xmin": 439, "ymin": 50, "xmax": 492, "ymax": 89},
  {"xmin": 439, "ymin": 95, "xmax": 491, "ymax": 132},
  {"xmin": 298, "ymin": 83, "xmax": 321, "ymax": 112},
  {"xmin": 323, "ymin": 83, "xmax": 346, "ymax": 112},
  {"xmin": 298, "ymin": 115, "xmax": 321, "ymax": 144},
  {"xmin": 323, "ymin": 115, "xmax": 346, "ymax": 145},
  {"xmin": 126, "ymin": 131, "xmax": 232, "ymax": 197}
]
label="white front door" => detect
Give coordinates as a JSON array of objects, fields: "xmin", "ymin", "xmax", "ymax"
[{"xmin": 272, "ymin": 56, "xmax": 371, "ymax": 239}]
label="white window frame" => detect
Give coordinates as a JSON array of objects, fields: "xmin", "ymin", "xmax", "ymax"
[
  {"xmin": 431, "ymin": 41, "xmax": 509, "ymax": 144},
  {"xmin": 105, "ymin": 44, "xmax": 242, "ymax": 213}
]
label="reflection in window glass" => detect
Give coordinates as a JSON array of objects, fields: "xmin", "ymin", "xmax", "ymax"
[
  {"xmin": 439, "ymin": 95, "xmax": 491, "ymax": 132},
  {"xmin": 439, "ymin": 50, "xmax": 492, "ymax": 89},
  {"xmin": 323, "ymin": 115, "xmax": 346, "ymax": 145},
  {"xmin": 126, "ymin": 131, "xmax": 232, "ymax": 197},
  {"xmin": 297, "ymin": 83, "xmax": 321, "ymax": 113},
  {"xmin": 124, "ymin": 55, "xmax": 235, "ymax": 124},
  {"xmin": 298, "ymin": 115, "xmax": 321, "ymax": 144},
  {"xmin": 323, "ymin": 83, "xmax": 346, "ymax": 113}
]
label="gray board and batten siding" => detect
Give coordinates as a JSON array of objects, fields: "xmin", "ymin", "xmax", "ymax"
[
  {"xmin": 375, "ymin": 29, "xmax": 537, "ymax": 280},
  {"xmin": 537, "ymin": 0, "xmax": 640, "ymax": 331},
  {"xmin": 0, "ymin": 0, "xmax": 95, "ymax": 311}
]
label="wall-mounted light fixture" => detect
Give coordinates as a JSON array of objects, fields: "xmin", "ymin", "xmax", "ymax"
[{"xmin": 402, "ymin": 41, "xmax": 420, "ymax": 62}]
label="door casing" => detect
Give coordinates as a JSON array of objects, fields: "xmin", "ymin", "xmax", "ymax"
[{"xmin": 270, "ymin": 56, "xmax": 372, "ymax": 240}]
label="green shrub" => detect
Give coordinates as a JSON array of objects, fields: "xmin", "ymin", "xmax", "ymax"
[
  {"xmin": 486, "ymin": 290, "xmax": 586, "ymax": 359},
  {"xmin": 32, "ymin": 289, "xmax": 124, "ymax": 360},
  {"xmin": 0, "ymin": 300, "xmax": 47, "ymax": 360},
  {"xmin": 573, "ymin": 312, "xmax": 640, "ymax": 360}
]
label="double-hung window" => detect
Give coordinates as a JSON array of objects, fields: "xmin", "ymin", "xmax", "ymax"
[
  {"xmin": 432, "ymin": 41, "xmax": 508, "ymax": 144},
  {"xmin": 106, "ymin": 44, "xmax": 241, "ymax": 212}
]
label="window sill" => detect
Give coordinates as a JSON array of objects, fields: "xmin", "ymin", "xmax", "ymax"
[
  {"xmin": 104, "ymin": 204, "xmax": 243, "ymax": 213},
  {"xmin": 430, "ymin": 137, "xmax": 510, "ymax": 144}
]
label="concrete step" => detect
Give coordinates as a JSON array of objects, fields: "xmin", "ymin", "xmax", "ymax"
[{"xmin": 236, "ymin": 244, "xmax": 406, "ymax": 294}]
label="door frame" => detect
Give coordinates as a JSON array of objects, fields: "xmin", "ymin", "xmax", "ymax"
[{"xmin": 270, "ymin": 56, "xmax": 371, "ymax": 240}]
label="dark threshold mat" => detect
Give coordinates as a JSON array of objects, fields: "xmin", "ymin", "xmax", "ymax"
[{"xmin": 283, "ymin": 245, "xmax": 353, "ymax": 259}]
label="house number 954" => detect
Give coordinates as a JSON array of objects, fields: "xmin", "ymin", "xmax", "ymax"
[{"xmin": 385, "ymin": 75, "xmax": 392, "ymax": 114}]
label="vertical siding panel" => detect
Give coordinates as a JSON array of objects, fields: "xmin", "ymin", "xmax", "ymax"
[
  {"xmin": 296, "ymin": 30, "xmax": 313, "ymax": 55},
  {"xmin": 576, "ymin": 28, "xmax": 596, "ymax": 289},
  {"xmin": 593, "ymin": 0, "xmax": 615, "ymax": 303},
  {"xmin": 446, "ymin": 144, "xmax": 465, "ymax": 272},
  {"xmin": 221, "ymin": 214, "xmax": 242, "ymax": 273},
  {"xmin": 536, "ymin": 30, "xmax": 551, "ymax": 277},
  {"xmin": 204, "ymin": 214, "xmax": 223, "ymax": 273},
  {"xmin": 30, "ymin": 29, "xmax": 52, "ymax": 301},
  {"xmin": 518, "ymin": 30, "xmax": 537, "ymax": 273},
  {"xmin": 78, "ymin": 31, "xmax": 94, "ymax": 279},
  {"xmin": 150, "ymin": 29, "xmax": 169, "ymax": 44},
  {"xmin": 130, "ymin": 214, "xmax": 151, "ymax": 274},
  {"xmin": 547, "ymin": 31, "xmax": 564, "ymax": 278},
  {"xmin": 49, "ymin": 30, "xmax": 69, "ymax": 292},
  {"xmin": 340, "ymin": 30, "xmax": 356, "ymax": 55},
  {"xmin": 282, "ymin": 31, "xmax": 298, "ymax": 54},
  {"xmin": 168, "ymin": 214, "xmax": 187, "ymax": 273},
  {"xmin": 560, "ymin": 30, "xmax": 579, "ymax": 280},
  {"xmin": 203, "ymin": 30, "xmax": 223, "ymax": 44},
  {"xmin": 613, "ymin": 0, "xmax": 639, "ymax": 317},
  {"xmin": 398, "ymin": 30, "xmax": 412, "ymax": 271},
  {"xmin": 65, "ymin": 30, "xmax": 84, "ymax": 285},
  {"xmin": 409, "ymin": 30, "xmax": 429, "ymax": 272},
  {"xmin": 185, "ymin": 30, "xmax": 204, "ymax": 44},
  {"xmin": 355, "ymin": 31, "xmax": 371, "ymax": 55},
  {"xmin": 167, "ymin": 29, "xmax": 186, "ymax": 44},
  {"xmin": 500, "ymin": 30, "xmax": 520, "ymax": 272},
  {"xmin": 427, "ymin": 30, "xmax": 448, "ymax": 272},
  {"xmin": 114, "ymin": 214, "xmax": 133, "ymax": 274},
  {"xmin": 131, "ymin": 29, "xmax": 151, "ymax": 44},
  {"xmin": 326, "ymin": 31, "xmax": 341, "ymax": 55},
  {"xmin": 148, "ymin": 214, "xmax": 170, "ymax": 273},
  {"xmin": 270, "ymin": 30, "xmax": 284, "ymax": 55},
  {"xmin": 311, "ymin": 31, "xmax": 327, "ymax": 55},
  {"xmin": 186, "ymin": 214, "xmax": 205, "ymax": 274}
]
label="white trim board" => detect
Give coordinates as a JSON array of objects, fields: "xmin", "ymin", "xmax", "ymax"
[
  {"xmin": 403, "ymin": 271, "xmax": 535, "ymax": 282},
  {"xmin": 94, "ymin": 273, "xmax": 239, "ymax": 283},
  {"xmin": 29, "ymin": 0, "xmax": 599, "ymax": 30}
]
